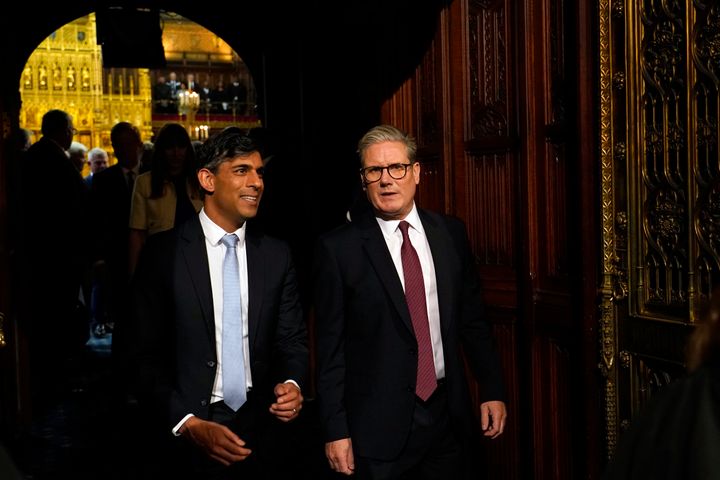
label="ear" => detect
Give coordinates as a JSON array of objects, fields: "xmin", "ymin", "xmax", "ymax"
[
  {"xmin": 197, "ymin": 168, "xmax": 215, "ymax": 193},
  {"xmin": 413, "ymin": 161, "xmax": 421, "ymax": 185}
]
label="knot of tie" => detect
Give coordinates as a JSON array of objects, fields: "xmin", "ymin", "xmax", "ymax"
[
  {"xmin": 221, "ymin": 233, "xmax": 239, "ymax": 249},
  {"xmin": 399, "ymin": 220, "xmax": 411, "ymax": 239}
]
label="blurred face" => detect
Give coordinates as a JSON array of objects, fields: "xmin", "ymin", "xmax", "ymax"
[
  {"xmin": 89, "ymin": 154, "xmax": 108, "ymax": 173},
  {"xmin": 361, "ymin": 141, "xmax": 419, "ymax": 221},
  {"xmin": 62, "ymin": 120, "xmax": 76, "ymax": 151},
  {"xmin": 112, "ymin": 130, "xmax": 142, "ymax": 169},
  {"xmin": 198, "ymin": 152, "xmax": 264, "ymax": 231},
  {"xmin": 68, "ymin": 149, "xmax": 86, "ymax": 172},
  {"xmin": 165, "ymin": 144, "xmax": 188, "ymax": 175}
]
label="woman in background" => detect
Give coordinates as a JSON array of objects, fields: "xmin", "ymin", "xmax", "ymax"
[{"xmin": 128, "ymin": 123, "xmax": 202, "ymax": 274}]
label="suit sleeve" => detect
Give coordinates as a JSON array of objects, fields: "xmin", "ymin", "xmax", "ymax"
[
  {"xmin": 312, "ymin": 235, "xmax": 350, "ymax": 442},
  {"xmin": 128, "ymin": 232, "xmax": 177, "ymax": 427},
  {"xmin": 271, "ymin": 241, "xmax": 309, "ymax": 389}
]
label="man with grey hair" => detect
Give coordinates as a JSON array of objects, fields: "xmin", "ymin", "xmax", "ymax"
[
  {"xmin": 68, "ymin": 140, "xmax": 88, "ymax": 172},
  {"xmin": 84, "ymin": 146, "xmax": 109, "ymax": 187},
  {"xmin": 313, "ymin": 124, "xmax": 507, "ymax": 479}
]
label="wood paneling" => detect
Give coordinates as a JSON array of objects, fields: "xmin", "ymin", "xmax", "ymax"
[{"xmin": 382, "ymin": 0, "xmax": 599, "ymax": 478}]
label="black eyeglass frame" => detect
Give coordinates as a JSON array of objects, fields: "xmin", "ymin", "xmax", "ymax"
[{"xmin": 359, "ymin": 162, "xmax": 415, "ymax": 184}]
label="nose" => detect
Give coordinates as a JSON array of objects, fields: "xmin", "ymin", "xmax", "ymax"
[
  {"xmin": 247, "ymin": 170, "xmax": 263, "ymax": 190},
  {"xmin": 379, "ymin": 168, "xmax": 393, "ymax": 185}
]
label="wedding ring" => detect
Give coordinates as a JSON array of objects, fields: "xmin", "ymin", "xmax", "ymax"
[{"xmin": 292, "ymin": 408, "xmax": 297, "ymax": 414}]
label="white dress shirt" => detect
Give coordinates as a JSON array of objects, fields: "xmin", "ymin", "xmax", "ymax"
[
  {"xmin": 375, "ymin": 204, "xmax": 446, "ymax": 380},
  {"xmin": 172, "ymin": 208, "xmax": 252, "ymax": 434},
  {"xmin": 200, "ymin": 209, "xmax": 253, "ymax": 402}
]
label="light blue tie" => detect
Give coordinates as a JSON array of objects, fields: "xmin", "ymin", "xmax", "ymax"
[{"xmin": 220, "ymin": 233, "xmax": 247, "ymax": 411}]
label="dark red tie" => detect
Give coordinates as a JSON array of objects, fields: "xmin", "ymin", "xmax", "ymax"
[{"xmin": 399, "ymin": 221, "xmax": 437, "ymax": 401}]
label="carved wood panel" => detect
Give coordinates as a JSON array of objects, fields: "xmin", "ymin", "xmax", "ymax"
[
  {"xmin": 600, "ymin": 0, "xmax": 720, "ymax": 461},
  {"xmin": 383, "ymin": 0, "xmax": 595, "ymax": 477}
]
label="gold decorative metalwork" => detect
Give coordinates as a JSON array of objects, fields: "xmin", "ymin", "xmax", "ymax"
[
  {"xmin": 0, "ymin": 312, "xmax": 6, "ymax": 348},
  {"xmin": 19, "ymin": 13, "xmax": 153, "ymax": 163},
  {"xmin": 601, "ymin": 0, "xmax": 720, "ymax": 460},
  {"xmin": 599, "ymin": 0, "xmax": 619, "ymax": 459}
]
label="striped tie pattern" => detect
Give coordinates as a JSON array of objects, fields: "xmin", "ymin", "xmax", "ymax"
[
  {"xmin": 220, "ymin": 233, "xmax": 247, "ymax": 411},
  {"xmin": 399, "ymin": 221, "xmax": 437, "ymax": 401}
]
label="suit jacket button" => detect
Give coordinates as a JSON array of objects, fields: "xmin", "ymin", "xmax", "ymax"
[
  {"xmin": 409, "ymin": 349, "xmax": 416, "ymax": 355},
  {"xmin": 406, "ymin": 386, "xmax": 413, "ymax": 392},
  {"xmin": 207, "ymin": 360, "xmax": 215, "ymax": 367},
  {"xmin": 200, "ymin": 399, "xmax": 208, "ymax": 407}
]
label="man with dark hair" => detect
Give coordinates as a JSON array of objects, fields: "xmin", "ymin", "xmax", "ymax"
[
  {"xmin": 130, "ymin": 128, "xmax": 308, "ymax": 478},
  {"xmin": 89, "ymin": 122, "xmax": 142, "ymax": 344}
]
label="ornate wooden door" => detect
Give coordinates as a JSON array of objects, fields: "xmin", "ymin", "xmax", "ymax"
[
  {"xmin": 598, "ymin": 0, "xmax": 719, "ymax": 461},
  {"xmin": 381, "ymin": 0, "xmax": 599, "ymax": 478}
]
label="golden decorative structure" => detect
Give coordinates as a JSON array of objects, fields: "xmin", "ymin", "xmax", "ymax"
[
  {"xmin": 20, "ymin": 11, "xmax": 261, "ymax": 158},
  {"xmin": 19, "ymin": 13, "xmax": 153, "ymax": 166},
  {"xmin": 177, "ymin": 88, "xmax": 201, "ymax": 138}
]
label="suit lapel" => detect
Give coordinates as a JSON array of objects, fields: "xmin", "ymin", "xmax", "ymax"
[
  {"xmin": 245, "ymin": 228, "xmax": 263, "ymax": 353},
  {"xmin": 420, "ymin": 210, "xmax": 454, "ymax": 337},
  {"xmin": 179, "ymin": 216, "xmax": 216, "ymax": 341},
  {"xmin": 358, "ymin": 214, "xmax": 415, "ymax": 334}
]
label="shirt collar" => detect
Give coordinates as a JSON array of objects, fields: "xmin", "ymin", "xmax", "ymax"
[
  {"xmin": 375, "ymin": 203, "xmax": 423, "ymax": 237},
  {"xmin": 199, "ymin": 208, "xmax": 246, "ymax": 247}
]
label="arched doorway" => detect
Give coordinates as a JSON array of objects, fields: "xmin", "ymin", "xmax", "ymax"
[
  {"xmin": 18, "ymin": 10, "xmax": 261, "ymax": 175},
  {"xmin": 0, "ymin": 3, "xmax": 447, "ymax": 477}
]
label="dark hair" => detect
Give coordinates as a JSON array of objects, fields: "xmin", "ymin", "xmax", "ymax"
[
  {"xmin": 149, "ymin": 123, "xmax": 197, "ymax": 198},
  {"xmin": 41, "ymin": 109, "xmax": 71, "ymax": 137},
  {"xmin": 197, "ymin": 127, "xmax": 261, "ymax": 174},
  {"xmin": 5, "ymin": 128, "xmax": 32, "ymax": 153},
  {"xmin": 110, "ymin": 121, "xmax": 141, "ymax": 146}
]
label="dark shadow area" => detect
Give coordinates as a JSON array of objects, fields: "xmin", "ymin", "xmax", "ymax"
[{"xmin": 5, "ymin": 332, "xmax": 333, "ymax": 479}]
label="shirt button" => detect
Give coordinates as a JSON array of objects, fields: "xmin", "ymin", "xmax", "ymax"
[{"xmin": 207, "ymin": 360, "xmax": 215, "ymax": 368}]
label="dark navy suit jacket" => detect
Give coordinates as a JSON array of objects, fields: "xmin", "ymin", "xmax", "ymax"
[
  {"xmin": 313, "ymin": 208, "xmax": 505, "ymax": 460},
  {"xmin": 130, "ymin": 214, "xmax": 308, "ymax": 431}
]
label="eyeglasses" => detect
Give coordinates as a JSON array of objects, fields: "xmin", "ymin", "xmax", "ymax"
[
  {"xmin": 360, "ymin": 163, "xmax": 414, "ymax": 183},
  {"xmin": 69, "ymin": 127, "xmax": 78, "ymax": 135}
]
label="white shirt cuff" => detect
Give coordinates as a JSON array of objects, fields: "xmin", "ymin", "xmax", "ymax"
[{"xmin": 172, "ymin": 413, "xmax": 195, "ymax": 437}]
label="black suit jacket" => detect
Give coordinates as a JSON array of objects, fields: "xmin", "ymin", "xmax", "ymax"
[
  {"xmin": 90, "ymin": 164, "xmax": 133, "ymax": 265},
  {"xmin": 20, "ymin": 137, "xmax": 89, "ymax": 268},
  {"xmin": 17, "ymin": 137, "xmax": 89, "ymax": 348},
  {"xmin": 603, "ymin": 361, "xmax": 720, "ymax": 479},
  {"xmin": 131, "ymin": 214, "xmax": 309, "ymax": 431},
  {"xmin": 313, "ymin": 208, "xmax": 505, "ymax": 460}
]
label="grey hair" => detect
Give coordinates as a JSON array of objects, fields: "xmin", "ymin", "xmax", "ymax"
[
  {"xmin": 357, "ymin": 125, "xmax": 417, "ymax": 166},
  {"xmin": 88, "ymin": 147, "xmax": 108, "ymax": 161},
  {"xmin": 68, "ymin": 141, "xmax": 88, "ymax": 155}
]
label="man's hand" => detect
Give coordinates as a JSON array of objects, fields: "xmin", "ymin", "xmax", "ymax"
[
  {"xmin": 480, "ymin": 400, "xmax": 507, "ymax": 439},
  {"xmin": 326, "ymin": 438, "xmax": 355, "ymax": 475},
  {"xmin": 269, "ymin": 381, "xmax": 303, "ymax": 422},
  {"xmin": 180, "ymin": 416, "xmax": 251, "ymax": 466}
]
